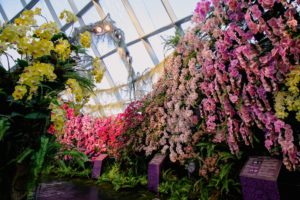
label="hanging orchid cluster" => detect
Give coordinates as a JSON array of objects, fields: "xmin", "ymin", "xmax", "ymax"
[
  {"xmin": 137, "ymin": 0, "xmax": 300, "ymax": 170},
  {"xmin": 0, "ymin": 7, "xmax": 98, "ymax": 102}
]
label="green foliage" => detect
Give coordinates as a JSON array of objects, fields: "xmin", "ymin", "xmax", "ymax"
[
  {"xmin": 0, "ymin": 40, "xmax": 95, "ymax": 200},
  {"xmin": 31, "ymin": 137, "xmax": 49, "ymax": 180},
  {"xmin": 0, "ymin": 117, "xmax": 10, "ymax": 141},
  {"xmin": 27, "ymin": 137, "xmax": 49, "ymax": 199},
  {"xmin": 159, "ymin": 169, "xmax": 193, "ymax": 200},
  {"xmin": 63, "ymin": 70, "xmax": 95, "ymax": 92},
  {"xmin": 97, "ymin": 163, "xmax": 147, "ymax": 191},
  {"xmin": 196, "ymin": 138, "xmax": 242, "ymax": 199},
  {"xmin": 42, "ymin": 147, "xmax": 91, "ymax": 178},
  {"xmin": 163, "ymin": 27, "xmax": 182, "ymax": 51}
]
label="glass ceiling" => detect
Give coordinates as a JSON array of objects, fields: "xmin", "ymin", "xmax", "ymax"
[{"xmin": 0, "ymin": 0, "xmax": 198, "ymax": 116}]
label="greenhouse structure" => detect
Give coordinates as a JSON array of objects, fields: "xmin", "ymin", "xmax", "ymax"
[{"xmin": 0, "ymin": 0, "xmax": 299, "ymax": 199}]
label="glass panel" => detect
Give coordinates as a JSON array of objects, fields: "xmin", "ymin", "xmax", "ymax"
[
  {"xmin": 109, "ymin": 108, "xmax": 123, "ymax": 116},
  {"xmin": 24, "ymin": 0, "xmax": 32, "ymax": 4},
  {"xmin": 0, "ymin": 11, "xmax": 3, "ymax": 22},
  {"xmin": 32, "ymin": 0, "xmax": 54, "ymax": 25},
  {"xmin": 99, "ymin": 0, "xmax": 139, "ymax": 42},
  {"xmin": 128, "ymin": 0, "xmax": 171, "ymax": 33},
  {"xmin": 64, "ymin": 24, "xmax": 73, "ymax": 35},
  {"xmin": 0, "ymin": 48, "xmax": 21, "ymax": 70},
  {"xmin": 168, "ymin": 0, "xmax": 198, "ymax": 19},
  {"xmin": 87, "ymin": 97, "xmax": 96, "ymax": 105},
  {"xmin": 81, "ymin": 5, "xmax": 101, "ymax": 24},
  {"xmin": 0, "ymin": 0, "xmax": 24, "ymax": 20},
  {"xmin": 103, "ymin": 52, "xmax": 129, "ymax": 85},
  {"xmin": 128, "ymin": 42, "xmax": 154, "ymax": 75},
  {"xmin": 73, "ymin": 0, "xmax": 91, "ymax": 11},
  {"xmin": 94, "ymin": 35, "xmax": 115, "ymax": 55},
  {"xmin": 50, "ymin": 0, "xmax": 73, "ymax": 25},
  {"xmin": 95, "ymin": 74, "xmax": 111, "ymax": 89},
  {"xmin": 99, "ymin": 93, "xmax": 117, "ymax": 105},
  {"xmin": 181, "ymin": 21, "xmax": 193, "ymax": 31},
  {"xmin": 148, "ymin": 27, "xmax": 176, "ymax": 61},
  {"xmin": 67, "ymin": 21, "xmax": 81, "ymax": 35}
]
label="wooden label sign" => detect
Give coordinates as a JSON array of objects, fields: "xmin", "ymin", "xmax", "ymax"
[
  {"xmin": 148, "ymin": 154, "xmax": 166, "ymax": 193},
  {"xmin": 92, "ymin": 154, "xmax": 108, "ymax": 179},
  {"xmin": 240, "ymin": 156, "xmax": 282, "ymax": 200}
]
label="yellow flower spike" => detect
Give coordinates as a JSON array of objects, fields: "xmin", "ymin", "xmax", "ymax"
[
  {"xmin": 91, "ymin": 57, "xmax": 105, "ymax": 83},
  {"xmin": 0, "ymin": 41, "xmax": 8, "ymax": 53},
  {"xmin": 49, "ymin": 101, "xmax": 66, "ymax": 134},
  {"xmin": 12, "ymin": 85, "xmax": 27, "ymax": 100},
  {"xmin": 17, "ymin": 37, "xmax": 30, "ymax": 54},
  {"xmin": 54, "ymin": 39, "xmax": 71, "ymax": 61},
  {"xmin": 15, "ymin": 62, "xmax": 57, "ymax": 100},
  {"xmin": 92, "ymin": 57, "xmax": 101, "ymax": 68},
  {"xmin": 80, "ymin": 31, "xmax": 91, "ymax": 48},
  {"xmin": 34, "ymin": 22, "xmax": 59, "ymax": 40},
  {"xmin": 275, "ymin": 66, "xmax": 300, "ymax": 121},
  {"xmin": 66, "ymin": 78, "xmax": 83, "ymax": 102},
  {"xmin": 26, "ymin": 39, "xmax": 54, "ymax": 58},
  {"xmin": 59, "ymin": 10, "xmax": 77, "ymax": 23},
  {"xmin": 274, "ymin": 91, "xmax": 288, "ymax": 119},
  {"xmin": 296, "ymin": 112, "xmax": 300, "ymax": 122},
  {"xmin": 94, "ymin": 66, "xmax": 105, "ymax": 83},
  {"xmin": 33, "ymin": 7, "xmax": 41, "ymax": 15},
  {"xmin": 14, "ymin": 9, "xmax": 37, "ymax": 26},
  {"xmin": 0, "ymin": 24, "xmax": 19, "ymax": 43}
]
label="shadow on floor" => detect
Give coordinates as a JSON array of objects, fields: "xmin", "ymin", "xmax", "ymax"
[{"xmin": 36, "ymin": 178, "xmax": 158, "ymax": 200}]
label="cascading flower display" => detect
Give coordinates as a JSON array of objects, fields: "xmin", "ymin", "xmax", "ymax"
[
  {"xmin": 52, "ymin": 101, "xmax": 144, "ymax": 160},
  {"xmin": 135, "ymin": 0, "xmax": 300, "ymax": 170}
]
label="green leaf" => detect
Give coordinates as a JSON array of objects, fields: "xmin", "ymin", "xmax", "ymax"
[
  {"xmin": 0, "ymin": 118, "xmax": 10, "ymax": 141},
  {"xmin": 16, "ymin": 148, "xmax": 34, "ymax": 163},
  {"xmin": 31, "ymin": 136, "xmax": 49, "ymax": 181},
  {"xmin": 16, "ymin": 59, "xmax": 29, "ymax": 68},
  {"xmin": 219, "ymin": 163, "xmax": 233, "ymax": 180},
  {"xmin": 24, "ymin": 112, "xmax": 48, "ymax": 119},
  {"xmin": 10, "ymin": 112, "xmax": 24, "ymax": 117}
]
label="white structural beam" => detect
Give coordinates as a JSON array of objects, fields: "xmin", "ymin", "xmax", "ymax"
[
  {"xmin": 160, "ymin": 0, "xmax": 184, "ymax": 35},
  {"xmin": 8, "ymin": 0, "xmax": 39, "ymax": 23},
  {"xmin": 61, "ymin": 0, "xmax": 96, "ymax": 31},
  {"xmin": 44, "ymin": 0, "xmax": 62, "ymax": 28},
  {"xmin": 121, "ymin": 0, "xmax": 160, "ymax": 66},
  {"xmin": 92, "ymin": 0, "xmax": 106, "ymax": 19},
  {"xmin": 100, "ymin": 14, "xmax": 192, "ymax": 60},
  {"xmin": 0, "ymin": 4, "xmax": 8, "ymax": 21},
  {"xmin": 21, "ymin": 0, "xmax": 27, "ymax": 7}
]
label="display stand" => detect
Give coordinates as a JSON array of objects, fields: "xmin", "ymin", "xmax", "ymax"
[
  {"xmin": 240, "ymin": 156, "xmax": 282, "ymax": 200},
  {"xmin": 148, "ymin": 154, "xmax": 166, "ymax": 193},
  {"xmin": 92, "ymin": 154, "xmax": 108, "ymax": 179}
]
